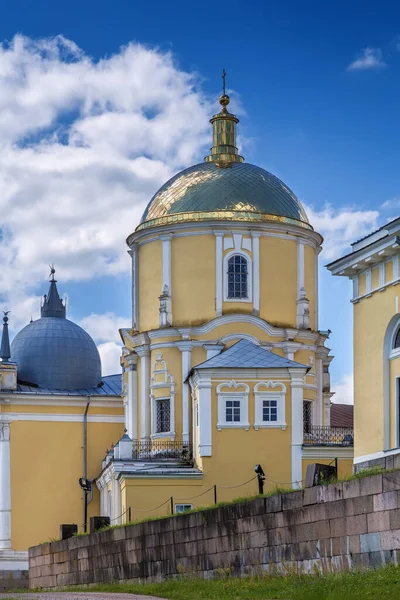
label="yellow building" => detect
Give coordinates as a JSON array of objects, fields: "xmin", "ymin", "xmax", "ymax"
[
  {"xmin": 0, "ymin": 87, "xmax": 354, "ymax": 575},
  {"xmin": 328, "ymin": 218, "xmax": 400, "ymax": 466},
  {"xmin": 98, "ymin": 90, "xmax": 353, "ymax": 523}
]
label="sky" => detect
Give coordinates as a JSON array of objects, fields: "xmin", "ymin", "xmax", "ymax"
[{"xmin": 0, "ymin": 0, "xmax": 399, "ymax": 402}]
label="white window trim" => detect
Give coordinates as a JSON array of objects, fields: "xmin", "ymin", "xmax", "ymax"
[
  {"xmin": 216, "ymin": 381, "xmax": 250, "ymax": 430},
  {"xmin": 223, "ymin": 250, "xmax": 253, "ymax": 303},
  {"xmin": 254, "ymin": 381, "xmax": 287, "ymax": 430},
  {"xmin": 175, "ymin": 503, "xmax": 193, "ymax": 513},
  {"xmin": 151, "ymin": 396, "xmax": 175, "ymax": 438}
]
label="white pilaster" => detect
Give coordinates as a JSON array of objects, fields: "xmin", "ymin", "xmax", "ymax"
[
  {"xmin": 251, "ymin": 232, "xmax": 261, "ymax": 316},
  {"xmin": 0, "ymin": 422, "xmax": 11, "ymax": 550},
  {"xmin": 365, "ymin": 268, "xmax": 372, "ymax": 294},
  {"xmin": 289, "ymin": 370, "xmax": 306, "ymax": 489},
  {"xmin": 197, "ymin": 378, "xmax": 212, "ymax": 456},
  {"xmin": 393, "ymin": 255, "xmax": 399, "ymax": 282},
  {"xmin": 316, "ymin": 356, "xmax": 323, "ymax": 426},
  {"xmin": 129, "ymin": 245, "xmax": 139, "ymax": 330},
  {"xmin": 352, "ymin": 275, "xmax": 359, "ymax": 301},
  {"xmin": 111, "ymin": 477, "xmax": 121, "ymax": 525},
  {"xmin": 297, "ymin": 239, "xmax": 305, "ymax": 298},
  {"xmin": 203, "ymin": 343, "xmax": 224, "ymax": 360},
  {"xmin": 161, "ymin": 235, "xmax": 172, "ymax": 325},
  {"xmin": 315, "ymin": 247, "xmax": 321, "ymax": 330},
  {"xmin": 215, "ymin": 232, "xmax": 223, "ymax": 317},
  {"xmin": 127, "ymin": 354, "xmax": 138, "ymax": 440},
  {"xmin": 178, "ymin": 342, "xmax": 193, "ymax": 443},
  {"xmin": 136, "ymin": 346, "xmax": 150, "ymax": 440},
  {"xmin": 379, "ymin": 262, "xmax": 385, "ymax": 288}
]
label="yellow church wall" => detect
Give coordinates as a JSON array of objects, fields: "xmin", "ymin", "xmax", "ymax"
[
  {"xmin": 304, "ymin": 244, "xmax": 316, "ymax": 330},
  {"xmin": 353, "ymin": 285, "xmax": 398, "ymax": 457},
  {"xmin": 358, "ymin": 274, "xmax": 366, "ymax": 297},
  {"xmin": 390, "ymin": 356, "xmax": 400, "ymax": 448},
  {"xmin": 10, "ymin": 419, "xmax": 124, "ymax": 550},
  {"xmin": 386, "ymin": 261, "xmax": 394, "ymax": 283},
  {"xmin": 372, "ymin": 267, "xmax": 380, "ymax": 290},
  {"xmin": 191, "ymin": 346, "xmax": 206, "ymax": 371},
  {"xmin": 138, "ymin": 240, "xmax": 162, "ymax": 332},
  {"xmin": 259, "ymin": 237, "xmax": 297, "ymax": 327},
  {"xmin": 3, "ymin": 404, "xmax": 123, "ymax": 415},
  {"xmin": 171, "ymin": 235, "xmax": 216, "ymax": 326},
  {"xmin": 302, "ymin": 458, "xmax": 353, "ymax": 481}
]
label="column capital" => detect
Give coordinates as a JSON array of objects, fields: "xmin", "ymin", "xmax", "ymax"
[
  {"xmin": 160, "ymin": 234, "xmax": 173, "ymax": 242},
  {"xmin": 135, "ymin": 345, "xmax": 150, "ymax": 358},
  {"xmin": 250, "ymin": 231, "xmax": 261, "ymax": 238},
  {"xmin": 177, "ymin": 341, "xmax": 194, "ymax": 352},
  {"xmin": 213, "ymin": 230, "xmax": 224, "ymax": 237},
  {"xmin": 0, "ymin": 422, "xmax": 10, "ymax": 441}
]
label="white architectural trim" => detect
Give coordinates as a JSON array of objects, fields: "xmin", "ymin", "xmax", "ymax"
[
  {"xmin": 365, "ymin": 268, "xmax": 372, "ymax": 295},
  {"xmin": 289, "ymin": 369, "xmax": 307, "ymax": 488},
  {"xmin": 216, "ymin": 381, "xmax": 250, "ymax": 430},
  {"xmin": 215, "ymin": 232, "xmax": 223, "ymax": 316},
  {"xmin": 383, "ymin": 315, "xmax": 400, "ymax": 450},
  {"xmin": 0, "ymin": 549, "xmax": 28, "ymax": 571},
  {"xmin": 302, "ymin": 447, "xmax": 353, "ymax": 460},
  {"xmin": 353, "ymin": 446, "xmax": 400, "ymax": 465},
  {"xmin": 196, "ymin": 378, "xmax": 212, "ymax": 456},
  {"xmin": 203, "ymin": 343, "xmax": 224, "ymax": 360},
  {"xmin": 1, "ymin": 414, "xmax": 125, "ymax": 423},
  {"xmin": 136, "ymin": 346, "xmax": 150, "ymax": 440},
  {"xmin": 352, "ymin": 276, "xmax": 359, "ymax": 302},
  {"xmin": 150, "ymin": 353, "xmax": 175, "ymax": 439},
  {"xmin": 254, "ymin": 381, "xmax": 287, "ymax": 430},
  {"xmin": 223, "ymin": 249, "xmax": 252, "ymax": 303},
  {"xmin": 161, "ymin": 235, "xmax": 172, "ymax": 294},
  {"xmin": 127, "ymin": 354, "xmax": 138, "ymax": 439},
  {"xmin": 394, "ymin": 255, "xmax": 399, "ymax": 281},
  {"xmin": 0, "ymin": 396, "xmax": 122, "ymax": 407},
  {"xmin": 379, "ymin": 262, "xmax": 386, "ymax": 288},
  {"xmin": 178, "ymin": 342, "xmax": 192, "ymax": 443},
  {"xmin": 251, "ymin": 232, "xmax": 261, "ymax": 316},
  {"xmin": 0, "ymin": 422, "xmax": 11, "ymax": 550}
]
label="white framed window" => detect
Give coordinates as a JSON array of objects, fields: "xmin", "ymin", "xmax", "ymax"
[
  {"xmin": 156, "ymin": 397, "xmax": 171, "ymax": 433},
  {"xmin": 175, "ymin": 503, "xmax": 193, "ymax": 513},
  {"xmin": 254, "ymin": 381, "xmax": 287, "ymax": 430},
  {"xmin": 223, "ymin": 251, "xmax": 252, "ymax": 303},
  {"xmin": 216, "ymin": 381, "xmax": 250, "ymax": 430}
]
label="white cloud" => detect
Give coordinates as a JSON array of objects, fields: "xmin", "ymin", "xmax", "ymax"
[
  {"xmin": 332, "ymin": 372, "xmax": 354, "ymax": 405},
  {"xmin": 0, "ymin": 34, "xmax": 211, "ymax": 314},
  {"xmin": 347, "ymin": 47, "xmax": 386, "ymax": 71},
  {"xmin": 79, "ymin": 312, "xmax": 130, "ymax": 344},
  {"xmin": 382, "ymin": 196, "xmax": 400, "ymax": 210},
  {"xmin": 97, "ymin": 341, "xmax": 123, "ymax": 376},
  {"xmin": 304, "ymin": 204, "xmax": 379, "ymax": 259}
]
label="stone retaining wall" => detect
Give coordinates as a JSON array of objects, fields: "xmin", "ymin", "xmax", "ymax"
[
  {"xmin": 0, "ymin": 570, "xmax": 28, "ymax": 592},
  {"xmin": 29, "ymin": 470, "xmax": 400, "ymax": 589}
]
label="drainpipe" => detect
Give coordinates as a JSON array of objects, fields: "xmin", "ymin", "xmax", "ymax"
[{"xmin": 83, "ymin": 396, "xmax": 91, "ymax": 532}]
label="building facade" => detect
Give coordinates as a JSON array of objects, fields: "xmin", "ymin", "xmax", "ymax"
[{"xmin": 328, "ymin": 218, "xmax": 400, "ymax": 465}]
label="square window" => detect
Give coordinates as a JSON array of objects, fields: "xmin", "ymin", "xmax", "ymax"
[{"xmin": 226, "ymin": 399, "xmax": 241, "ymax": 422}]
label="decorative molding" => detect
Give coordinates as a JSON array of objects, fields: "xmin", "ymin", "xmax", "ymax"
[
  {"xmin": 254, "ymin": 381, "xmax": 287, "ymax": 430},
  {"xmin": 216, "ymin": 380, "xmax": 250, "ymax": 431},
  {"xmin": 0, "ymin": 414, "xmax": 125, "ymax": 423},
  {"xmin": 150, "ymin": 353, "xmax": 175, "ymax": 439}
]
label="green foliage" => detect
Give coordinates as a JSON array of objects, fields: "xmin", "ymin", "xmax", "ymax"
[{"xmin": 68, "ymin": 564, "xmax": 400, "ymax": 599}]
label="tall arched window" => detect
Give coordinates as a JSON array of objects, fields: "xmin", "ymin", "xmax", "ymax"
[
  {"xmin": 227, "ymin": 254, "xmax": 248, "ymax": 299},
  {"xmin": 394, "ymin": 327, "xmax": 400, "ymax": 349}
]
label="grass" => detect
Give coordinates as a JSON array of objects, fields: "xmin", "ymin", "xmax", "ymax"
[{"xmin": 64, "ymin": 565, "xmax": 400, "ymax": 599}]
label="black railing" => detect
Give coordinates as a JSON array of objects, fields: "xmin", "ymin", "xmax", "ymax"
[
  {"xmin": 303, "ymin": 426, "xmax": 354, "ymax": 447},
  {"xmin": 132, "ymin": 440, "xmax": 193, "ymax": 463}
]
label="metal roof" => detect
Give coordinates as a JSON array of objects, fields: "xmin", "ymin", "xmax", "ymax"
[
  {"xmin": 10, "ymin": 373, "xmax": 122, "ymax": 396},
  {"xmin": 192, "ymin": 339, "xmax": 309, "ymax": 370},
  {"xmin": 137, "ymin": 161, "xmax": 311, "ymax": 231}
]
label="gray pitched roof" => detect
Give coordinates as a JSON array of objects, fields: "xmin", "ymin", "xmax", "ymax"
[
  {"xmin": 5, "ymin": 373, "xmax": 122, "ymax": 396},
  {"xmin": 192, "ymin": 339, "xmax": 309, "ymax": 371}
]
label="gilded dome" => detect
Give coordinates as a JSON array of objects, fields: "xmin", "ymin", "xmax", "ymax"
[{"xmin": 138, "ymin": 161, "xmax": 311, "ymax": 231}]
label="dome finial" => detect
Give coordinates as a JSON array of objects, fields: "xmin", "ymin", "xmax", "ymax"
[
  {"xmin": 0, "ymin": 311, "xmax": 11, "ymax": 362},
  {"xmin": 49, "ymin": 264, "xmax": 56, "ymax": 282},
  {"xmin": 204, "ymin": 71, "xmax": 244, "ymax": 165}
]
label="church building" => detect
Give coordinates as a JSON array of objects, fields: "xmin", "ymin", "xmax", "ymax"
[{"xmin": 0, "ymin": 86, "xmax": 353, "ymax": 574}]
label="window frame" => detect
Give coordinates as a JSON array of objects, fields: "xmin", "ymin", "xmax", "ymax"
[
  {"xmin": 254, "ymin": 381, "xmax": 287, "ymax": 430},
  {"xmin": 175, "ymin": 503, "xmax": 193, "ymax": 514},
  {"xmin": 216, "ymin": 381, "xmax": 250, "ymax": 430},
  {"xmin": 155, "ymin": 397, "xmax": 171, "ymax": 434},
  {"xmin": 223, "ymin": 250, "xmax": 252, "ymax": 303}
]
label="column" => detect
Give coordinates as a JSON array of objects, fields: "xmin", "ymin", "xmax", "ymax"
[
  {"xmin": 365, "ymin": 269, "xmax": 372, "ymax": 295},
  {"xmin": 315, "ymin": 353, "xmax": 323, "ymax": 426},
  {"xmin": 136, "ymin": 346, "xmax": 150, "ymax": 440},
  {"xmin": 289, "ymin": 370, "xmax": 306, "ymax": 489},
  {"xmin": 127, "ymin": 355, "xmax": 138, "ymax": 440},
  {"xmin": 0, "ymin": 421, "xmax": 11, "ymax": 549},
  {"xmin": 128, "ymin": 244, "xmax": 139, "ymax": 330},
  {"xmin": 352, "ymin": 275, "xmax": 359, "ymax": 301},
  {"xmin": 215, "ymin": 232, "xmax": 223, "ymax": 317},
  {"xmin": 297, "ymin": 239, "xmax": 305, "ymax": 298},
  {"xmin": 315, "ymin": 247, "xmax": 321, "ymax": 330},
  {"xmin": 197, "ymin": 379, "xmax": 212, "ymax": 456},
  {"xmin": 178, "ymin": 342, "xmax": 193, "ymax": 444},
  {"xmin": 251, "ymin": 232, "xmax": 260, "ymax": 316},
  {"xmin": 111, "ymin": 477, "xmax": 121, "ymax": 525}
]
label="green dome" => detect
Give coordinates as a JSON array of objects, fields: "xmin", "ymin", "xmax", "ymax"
[{"xmin": 137, "ymin": 161, "xmax": 311, "ymax": 231}]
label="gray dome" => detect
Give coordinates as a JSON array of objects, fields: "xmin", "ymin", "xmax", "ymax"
[
  {"xmin": 137, "ymin": 161, "xmax": 311, "ymax": 232},
  {"xmin": 11, "ymin": 317, "xmax": 102, "ymax": 390}
]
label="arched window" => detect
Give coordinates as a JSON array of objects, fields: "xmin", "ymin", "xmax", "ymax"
[
  {"xmin": 394, "ymin": 328, "xmax": 400, "ymax": 349},
  {"xmin": 227, "ymin": 254, "xmax": 248, "ymax": 299}
]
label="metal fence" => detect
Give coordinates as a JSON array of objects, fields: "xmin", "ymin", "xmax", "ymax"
[
  {"xmin": 132, "ymin": 440, "xmax": 193, "ymax": 463},
  {"xmin": 303, "ymin": 426, "xmax": 354, "ymax": 447}
]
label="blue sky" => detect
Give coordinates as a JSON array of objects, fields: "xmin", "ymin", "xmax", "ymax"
[{"xmin": 0, "ymin": 0, "xmax": 399, "ymax": 399}]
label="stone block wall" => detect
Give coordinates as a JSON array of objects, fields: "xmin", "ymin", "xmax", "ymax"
[
  {"xmin": 354, "ymin": 450, "xmax": 400, "ymax": 474},
  {"xmin": 0, "ymin": 570, "xmax": 28, "ymax": 591},
  {"xmin": 29, "ymin": 470, "xmax": 400, "ymax": 589}
]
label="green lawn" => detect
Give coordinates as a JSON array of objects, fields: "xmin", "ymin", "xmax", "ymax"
[{"xmin": 67, "ymin": 565, "xmax": 400, "ymax": 599}]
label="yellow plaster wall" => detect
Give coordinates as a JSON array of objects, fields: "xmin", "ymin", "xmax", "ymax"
[
  {"xmin": 387, "ymin": 261, "xmax": 394, "ymax": 283},
  {"xmin": 304, "ymin": 244, "xmax": 316, "ymax": 330},
  {"xmin": 138, "ymin": 240, "xmax": 162, "ymax": 332},
  {"xmin": 171, "ymin": 235, "xmax": 215, "ymax": 326},
  {"xmin": 372, "ymin": 267, "xmax": 380, "ymax": 290},
  {"xmin": 353, "ymin": 284, "xmax": 399, "ymax": 457},
  {"xmin": 259, "ymin": 237, "xmax": 297, "ymax": 327},
  {"xmin": 358, "ymin": 274, "xmax": 366, "ymax": 296},
  {"xmin": 10, "ymin": 419, "xmax": 124, "ymax": 550}
]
